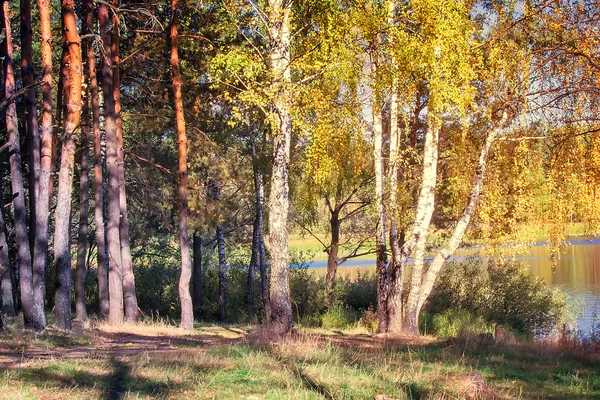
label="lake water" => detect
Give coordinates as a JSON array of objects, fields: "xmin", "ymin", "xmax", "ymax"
[{"xmin": 308, "ymin": 237, "xmax": 600, "ymax": 334}]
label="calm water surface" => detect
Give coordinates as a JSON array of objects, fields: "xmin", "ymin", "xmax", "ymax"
[{"xmin": 308, "ymin": 237, "xmax": 600, "ymax": 334}]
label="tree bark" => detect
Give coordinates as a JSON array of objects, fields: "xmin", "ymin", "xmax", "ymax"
[
  {"xmin": 403, "ymin": 113, "xmax": 508, "ymax": 333},
  {"xmin": 256, "ymin": 170, "xmax": 271, "ymax": 323},
  {"xmin": 217, "ymin": 225, "xmax": 227, "ymax": 322},
  {"xmin": 83, "ymin": 0, "xmax": 109, "ymax": 320},
  {"xmin": 267, "ymin": 0, "xmax": 293, "ymax": 335},
  {"xmin": 246, "ymin": 141, "xmax": 262, "ymax": 317},
  {"xmin": 112, "ymin": 8, "xmax": 139, "ymax": 323},
  {"xmin": 0, "ymin": 179, "xmax": 17, "ymax": 316},
  {"xmin": 192, "ymin": 232, "xmax": 202, "ymax": 318},
  {"xmin": 99, "ymin": 1, "xmax": 124, "ymax": 325},
  {"xmin": 170, "ymin": 0, "xmax": 193, "ymax": 330},
  {"xmin": 75, "ymin": 11, "xmax": 93, "ymax": 321},
  {"xmin": 32, "ymin": 0, "xmax": 54, "ymax": 331},
  {"xmin": 54, "ymin": 0, "xmax": 82, "ymax": 330},
  {"xmin": 21, "ymin": 0, "xmax": 40, "ymax": 253},
  {"xmin": 371, "ymin": 69, "xmax": 388, "ymax": 333},
  {"xmin": 325, "ymin": 208, "xmax": 340, "ymax": 303},
  {"xmin": 2, "ymin": 0, "xmax": 36, "ymax": 328}
]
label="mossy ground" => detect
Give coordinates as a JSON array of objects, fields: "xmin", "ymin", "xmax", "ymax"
[{"xmin": 0, "ymin": 322, "xmax": 599, "ymax": 399}]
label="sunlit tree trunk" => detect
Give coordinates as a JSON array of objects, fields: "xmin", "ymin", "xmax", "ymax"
[
  {"xmin": 256, "ymin": 170, "xmax": 271, "ymax": 323},
  {"xmin": 325, "ymin": 207, "xmax": 340, "ymax": 303},
  {"xmin": 21, "ymin": 0, "xmax": 40, "ymax": 253},
  {"xmin": 193, "ymin": 232, "xmax": 203, "ymax": 318},
  {"xmin": 267, "ymin": 0, "xmax": 293, "ymax": 335},
  {"xmin": 54, "ymin": 0, "xmax": 82, "ymax": 330},
  {"xmin": 112, "ymin": 7, "xmax": 139, "ymax": 323},
  {"xmin": 99, "ymin": 1, "xmax": 124, "ymax": 325},
  {"xmin": 170, "ymin": 0, "xmax": 193, "ymax": 330},
  {"xmin": 31, "ymin": 0, "xmax": 54, "ymax": 331},
  {"xmin": 371, "ymin": 59, "xmax": 388, "ymax": 332},
  {"xmin": 217, "ymin": 225, "xmax": 227, "ymax": 322},
  {"xmin": 83, "ymin": 0, "xmax": 109, "ymax": 320},
  {"xmin": 2, "ymin": 0, "xmax": 35, "ymax": 328}
]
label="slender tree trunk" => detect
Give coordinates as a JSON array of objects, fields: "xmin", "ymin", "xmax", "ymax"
[
  {"xmin": 99, "ymin": 1, "xmax": 124, "ymax": 325},
  {"xmin": 398, "ymin": 118, "xmax": 439, "ymax": 335},
  {"xmin": 75, "ymin": 15, "xmax": 92, "ymax": 321},
  {"xmin": 54, "ymin": 0, "xmax": 82, "ymax": 330},
  {"xmin": 83, "ymin": 0, "xmax": 108, "ymax": 320},
  {"xmin": 325, "ymin": 209, "xmax": 340, "ymax": 303},
  {"xmin": 193, "ymin": 232, "xmax": 202, "ymax": 318},
  {"xmin": 21, "ymin": 0, "xmax": 40, "ymax": 253},
  {"xmin": 32, "ymin": 0, "xmax": 54, "ymax": 331},
  {"xmin": 112, "ymin": 9, "xmax": 139, "ymax": 323},
  {"xmin": 403, "ymin": 113, "xmax": 508, "ymax": 333},
  {"xmin": 372, "ymin": 73, "xmax": 388, "ymax": 333},
  {"xmin": 50, "ymin": 34, "xmax": 70, "ymax": 207},
  {"xmin": 0, "ymin": 180, "xmax": 16, "ymax": 316},
  {"xmin": 267, "ymin": 0, "xmax": 293, "ymax": 335},
  {"xmin": 257, "ymin": 171, "xmax": 271, "ymax": 323},
  {"xmin": 247, "ymin": 216, "xmax": 258, "ymax": 317},
  {"xmin": 217, "ymin": 225, "xmax": 227, "ymax": 322},
  {"xmin": 170, "ymin": 0, "xmax": 193, "ymax": 330},
  {"xmin": 2, "ymin": 0, "xmax": 36, "ymax": 328}
]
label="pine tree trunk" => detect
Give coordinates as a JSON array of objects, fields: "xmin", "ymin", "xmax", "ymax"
[
  {"xmin": 2, "ymin": 0, "xmax": 36, "ymax": 328},
  {"xmin": 0, "ymin": 179, "xmax": 16, "ymax": 316},
  {"xmin": 170, "ymin": 0, "xmax": 193, "ymax": 330},
  {"xmin": 99, "ymin": 1, "xmax": 124, "ymax": 325},
  {"xmin": 32, "ymin": 0, "xmax": 54, "ymax": 331},
  {"xmin": 112, "ymin": 11, "xmax": 139, "ymax": 323},
  {"xmin": 192, "ymin": 232, "xmax": 202, "ymax": 318},
  {"xmin": 217, "ymin": 225, "xmax": 227, "ymax": 322},
  {"xmin": 21, "ymin": 0, "xmax": 40, "ymax": 253},
  {"xmin": 83, "ymin": 0, "xmax": 109, "ymax": 320},
  {"xmin": 54, "ymin": 0, "xmax": 82, "ymax": 330},
  {"xmin": 75, "ymin": 20, "xmax": 92, "ymax": 321},
  {"xmin": 267, "ymin": 0, "xmax": 293, "ymax": 336},
  {"xmin": 325, "ymin": 209, "xmax": 340, "ymax": 303}
]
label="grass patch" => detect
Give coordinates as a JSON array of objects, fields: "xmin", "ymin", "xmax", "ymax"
[{"xmin": 1, "ymin": 325, "xmax": 599, "ymax": 399}]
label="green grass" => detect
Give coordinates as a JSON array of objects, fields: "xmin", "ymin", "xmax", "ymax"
[{"xmin": 1, "ymin": 325, "xmax": 599, "ymax": 399}]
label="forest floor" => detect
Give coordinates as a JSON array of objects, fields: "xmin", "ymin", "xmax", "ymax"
[{"xmin": 0, "ymin": 322, "xmax": 599, "ymax": 399}]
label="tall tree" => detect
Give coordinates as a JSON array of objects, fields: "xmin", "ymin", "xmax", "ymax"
[
  {"xmin": 170, "ymin": 0, "xmax": 194, "ymax": 330},
  {"xmin": 112, "ymin": 6, "xmax": 139, "ymax": 322},
  {"xmin": 267, "ymin": 0, "xmax": 293, "ymax": 335},
  {"xmin": 99, "ymin": 0, "xmax": 124, "ymax": 325},
  {"xmin": 83, "ymin": 0, "xmax": 109, "ymax": 320},
  {"xmin": 20, "ymin": 0, "xmax": 40, "ymax": 252},
  {"xmin": 32, "ymin": 0, "xmax": 54, "ymax": 331},
  {"xmin": 2, "ymin": 0, "xmax": 36, "ymax": 328},
  {"xmin": 192, "ymin": 232, "xmax": 202, "ymax": 318},
  {"xmin": 54, "ymin": 0, "xmax": 83, "ymax": 330}
]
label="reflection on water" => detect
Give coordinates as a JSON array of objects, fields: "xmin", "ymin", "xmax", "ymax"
[{"xmin": 308, "ymin": 237, "xmax": 600, "ymax": 334}]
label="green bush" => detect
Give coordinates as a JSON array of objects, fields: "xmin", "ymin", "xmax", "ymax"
[
  {"xmin": 420, "ymin": 309, "xmax": 493, "ymax": 338},
  {"xmin": 426, "ymin": 259, "xmax": 571, "ymax": 336}
]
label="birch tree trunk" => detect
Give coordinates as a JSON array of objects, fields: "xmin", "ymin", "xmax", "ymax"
[
  {"xmin": 83, "ymin": 0, "xmax": 109, "ymax": 320},
  {"xmin": 2, "ymin": 0, "xmax": 36, "ymax": 328},
  {"xmin": 21, "ymin": 0, "xmax": 40, "ymax": 252},
  {"xmin": 371, "ymin": 62, "xmax": 388, "ymax": 332},
  {"xmin": 217, "ymin": 225, "xmax": 227, "ymax": 322},
  {"xmin": 170, "ymin": 0, "xmax": 194, "ymax": 330},
  {"xmin": 99, "ymin": 1, "xmax": 124, "ymax": 325},
  {"xmin": 193, "ymin": 232, "xmax": 202, "ymax": 318},
  {"xmin": 31, "ymin": 0, "xmax": 54, "ymax": 330},
  {"xmin": 112, "ymin": 9, "xmax": 139, "ymax": 323},
  {"xmin": 54, "ymin": 0, "xmax": 82, "ymax": 330},
  {"xmin": 409, "ymin": 113, "xmax": 508, "ymax": 324},
  {"xmin": 267, "ymin": 0, "xmax": 293, "ymax": 335}
]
